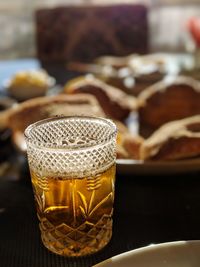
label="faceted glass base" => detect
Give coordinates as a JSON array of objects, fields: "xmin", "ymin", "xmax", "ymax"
[{"xmin": 40, "ymin": 216, "xmax": 112, "ymax": 256}]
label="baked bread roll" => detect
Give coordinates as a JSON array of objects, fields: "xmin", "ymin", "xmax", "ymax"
[
  {"xmin": 140, "ymin": 115, "xmax": 200, "ymax": 161},
  {"xmin": 95, "ymin": 55, "xmax": 134, "ymax": 69},
  {"xmin": 113, "ymin": 120, "xmax": 143, "ymax": 159},
  {"xmin": 121, "ymin": 133, "xmax": 144, "ymax": 159},
  {"xmin": 5, "ymin": 94, "xmax": 105, "ymax": 152},
  {"xmin": 66, "ymin": 62, "xmax": 135, "ymax": 95},
  {"xmin": 67, "ymin": 55, "xmax": 165, "ymax": 96},
  {"xmin": 138, "ymin": 76, "xmax": 200, "ymax": 137},
  {"xmin": 64, "ymin": 75, "xmax": 137, "ymax": 121}
]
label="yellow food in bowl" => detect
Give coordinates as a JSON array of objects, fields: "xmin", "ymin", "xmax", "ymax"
[{"xmin": 7, "ymin": 70, "xmax": 55, "ymax": 101}]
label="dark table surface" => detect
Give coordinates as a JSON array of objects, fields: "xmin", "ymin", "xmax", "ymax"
[
  {"xmin": 1, "ymin": 59, "xmax": 200, "ymax": 267},
  {"xmin": 1, "ymin": 162, "xmax": 200, "ymax": 267}
]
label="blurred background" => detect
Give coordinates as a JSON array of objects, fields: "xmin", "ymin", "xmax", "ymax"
[
  {"xmin": 0, "ymin": 0, "xmax": 200, "ymax": 60},
  {"xmin": 1, "ymin": 2, "xmax": 200, "ymax": 266}
]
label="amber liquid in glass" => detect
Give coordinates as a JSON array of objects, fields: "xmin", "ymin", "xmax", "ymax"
[{"xmin": 30, "ymin": 164, "xmax": 116, "ymax": 256}]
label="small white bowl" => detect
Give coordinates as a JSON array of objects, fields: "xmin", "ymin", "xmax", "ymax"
[
  {"xmin": 93, "ymin": 240, "xmax": 200, "ymax": 267},
  {"xmin": 4, "ymin": 70, "xmax": 55, "ymax": 101}
]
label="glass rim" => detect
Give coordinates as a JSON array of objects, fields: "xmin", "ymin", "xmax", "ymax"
[{"xmin": 24, "ymin": 115, "xmax": 117, "ymax": 151}]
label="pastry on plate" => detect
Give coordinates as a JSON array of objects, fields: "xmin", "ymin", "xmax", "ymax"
[
  {"xmin": 67, "ymin": 58, "xmax": 163, "ymax": 96},
  {"xmin": 6, "ymin": 69, "xmax": 55, "ymax": 101},
  {"xmin": 128, "ymin": 53, "xmax": 169, "ymax": 74},
  {"xmin": 67, "ymin": 61, "xmax": 136, "ymax": 95},
  {"xmin": 5, "ymin": 94, "xmax": 105, "ymax": 152},
  {"xmin": 138, "ymin": 76, "xmax": 200, "ymax": 137},
  {"xmin": 128, "ymin": 53, "xmax": 167, "ymax": 95},
  {"xmin": 94, "ymin": 54, "xmax": 136, "ymax": 69},
  {"xmin": 113, "ymin": 120, "xmax": 144, "ymax": 160},
  {"xmin": 64, "ymin": 75, "xmax": 137, "ymax": 121},
  {"xmin": 140, "ymin": 115, "xmax": 200, "ymax": 161},
  {"xmin": 122, "ymin": 134, "xmax": 144, "ymax": 160},
  {"xmin": 115, "ymin": 120, "xmax": 130, "ymax": 159}
]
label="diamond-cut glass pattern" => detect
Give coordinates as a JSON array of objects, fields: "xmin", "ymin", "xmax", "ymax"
[
  {"xmin": 40, "ymin": 215, "xmax": 112, "ymax": 257},
  {"xmin": 26, "ymin": 116, "xmax": 116, "ymax": 178}
]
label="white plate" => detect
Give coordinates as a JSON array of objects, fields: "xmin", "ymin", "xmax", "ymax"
[
  {"xmin": 116, "ymin": 158, "xmax": 200, "ymax": 175},
  {"xmin": 93, "ymin": 240, "xmax": 200, "ymax": 267},
  {"xmin": 12, "ymin": 132, "xmax": 200, "ymax": 175}
]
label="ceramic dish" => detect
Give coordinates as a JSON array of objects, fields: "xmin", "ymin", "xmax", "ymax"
[
  {"xmin": 93, "ymin": 240, "xmax": 200, "ymax": 267},
  {"xmin": 3, "ymin": 70, "xmax": 55, "ymax": 101},
  {"xmin": 117, "ymin": 158, "xmax": 200, "ymax": 175}
]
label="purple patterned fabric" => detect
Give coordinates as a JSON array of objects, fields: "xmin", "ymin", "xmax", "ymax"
[{"xmin": 35, "ymin": 4, "xmax": 148, "ymax": 62}]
